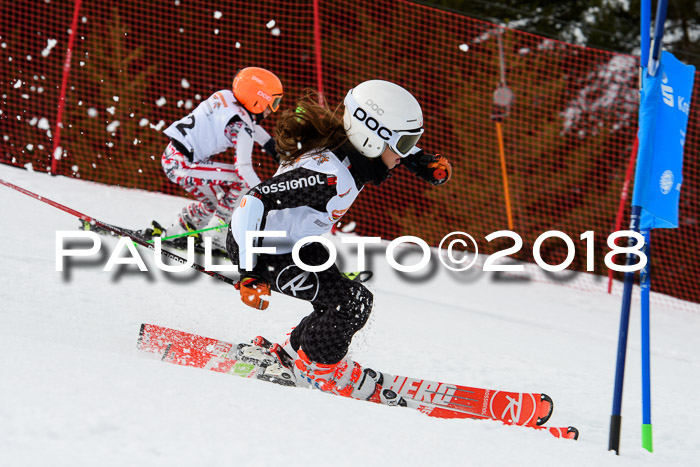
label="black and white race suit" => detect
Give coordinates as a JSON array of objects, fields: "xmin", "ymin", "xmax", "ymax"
[{"xmin": 227, "ymin": 143, "xmax": 384, "ymax": 364}]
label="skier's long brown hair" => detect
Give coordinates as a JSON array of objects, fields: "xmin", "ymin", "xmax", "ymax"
[{"xmin": 275, "ymin": 89, "xmax": 347, "ymax": 166}]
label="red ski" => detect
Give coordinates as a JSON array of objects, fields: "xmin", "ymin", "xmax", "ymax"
[
  {"xmin": 137, "ymin": 323, "xmax": 578, "ymax": 440},
  {"xmin": 382, "ymin": 374, "xmax": 552, "ymax": 427}
]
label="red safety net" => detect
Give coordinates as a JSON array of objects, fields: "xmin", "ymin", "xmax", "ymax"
[{"xmin": 1, "ymin": 0, "xmax": 698, "ymax": 307}]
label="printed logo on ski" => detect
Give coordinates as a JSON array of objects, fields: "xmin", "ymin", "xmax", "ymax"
[{"xmin": 489, "ymin": 391, "xmax": 538, "ymax": 426}]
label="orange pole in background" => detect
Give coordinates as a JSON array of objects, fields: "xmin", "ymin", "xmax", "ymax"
[
  {"xmin": 493, "ymin": 29, "xmax": 515, "ymax": 231},
  {"xmin": 495, "ymin": 121, "xmax": 514, "ymax": 230}
]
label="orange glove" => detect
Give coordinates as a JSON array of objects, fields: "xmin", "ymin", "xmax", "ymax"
[
  {"xmin": 426, "ymin": 154, "xmax": 452, "ymax": 185},
  {"xmin": 401, "ymin": 151, "xmax": 452, "ymax": 185},
  {"xmin": 235, "ymin": 275, "xmax": 271, "ymax": 310}
]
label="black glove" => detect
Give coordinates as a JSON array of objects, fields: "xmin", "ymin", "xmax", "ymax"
[
  {"xmin": 401, "ymin": 150, "xmax": 452, "ymax": 185},
  {"xmin": 263, "ymin": 139, "xmax": 280, "ymax": 163}
]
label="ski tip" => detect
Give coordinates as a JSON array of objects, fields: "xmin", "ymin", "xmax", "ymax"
[
  {"xmin": 547, "ymin": 425, "xmax": 579, "ymax": 440},
  {"xmin": 161, "ymin": 343, "xmax": 173, "ymax": 361},
  {"xmin": 137, "ymin": 323, "xmax": 147, "ymax": 349},
  {"xmin": 566, "ymin": 426, "xmax": 580, "ymax": 441},
  {"xmin": 537, "ymin": 393, "xmax": 554, "ymax": 426}
]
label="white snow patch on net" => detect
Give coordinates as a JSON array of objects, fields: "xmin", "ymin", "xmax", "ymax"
[
  {"xmin": 150, "ymin": 120, "xmax": 166, "ymax": 131},
  {"xmin": 41, "ymin": 39, "xmax": 58, "ymax": 57},
  {"xmin": 37, "ymin": 118, "xmax": 50, "ymax": 130},
  {"xmin": 106, "ymin": 121, "xmax": 120, "ymax": 133}
]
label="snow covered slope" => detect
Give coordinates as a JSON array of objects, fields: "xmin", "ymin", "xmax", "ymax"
[{"xmin": 1, "ymin": 163, "xmax": 699, "ymax": 466}]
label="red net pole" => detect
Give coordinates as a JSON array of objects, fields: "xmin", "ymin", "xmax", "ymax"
[
  {"xmin": 49, "ymin": 0, "xmax": 82, "ymax": 176},
  {"xmin": 312, "ymin": 0, "xmax": 325, "ymax": 104}
]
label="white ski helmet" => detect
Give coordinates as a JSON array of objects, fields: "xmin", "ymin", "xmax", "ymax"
[{"xmin": 343, "ymin": 80, "xmax": 424, "ymax": 158}]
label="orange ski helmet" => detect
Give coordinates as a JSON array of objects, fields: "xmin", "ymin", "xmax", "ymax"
[{"xmin": 232, "ymin": 67, "xmax": 283, "ymax": 115}]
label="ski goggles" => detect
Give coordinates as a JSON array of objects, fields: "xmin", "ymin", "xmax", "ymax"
[
  {"xmin": 344, "ymin": 90, "xmax": 423, "ymax": 157},
  {"xmin": 270, "ymin": 94, "xmax": 283, "ymax": 112}
]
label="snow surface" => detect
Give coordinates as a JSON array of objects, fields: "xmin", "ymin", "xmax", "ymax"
[{"xmin": 1, "ymin": 163, "xmax": 699, "ymax": 466}]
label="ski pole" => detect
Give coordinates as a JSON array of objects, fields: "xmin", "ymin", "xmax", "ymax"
[{"xmin": 0, "ymin": 178, "xmax": 237, "ymax": 286}]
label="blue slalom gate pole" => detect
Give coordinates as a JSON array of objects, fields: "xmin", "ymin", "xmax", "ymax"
[
  {"xmin": 609, "ymin": 206, "xmax": 642, "ymax": 454},
  {"xmin": 640, "ymin": 230, "xmax": 653, "ymax": 451},
  {"xmin": 640, "ymin": 0, "xmax": 651, "ymax": 69},
  {"xmin": 639, "ymin": 0, "xmax": 668, "ymax": 452},
  {"xmin": 648, "ymin": 0, "xmax": 669, "ymax": 73},
  {"xmin": 609, "ymin": 0, "xmax": 670, "ymax": 455}
]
